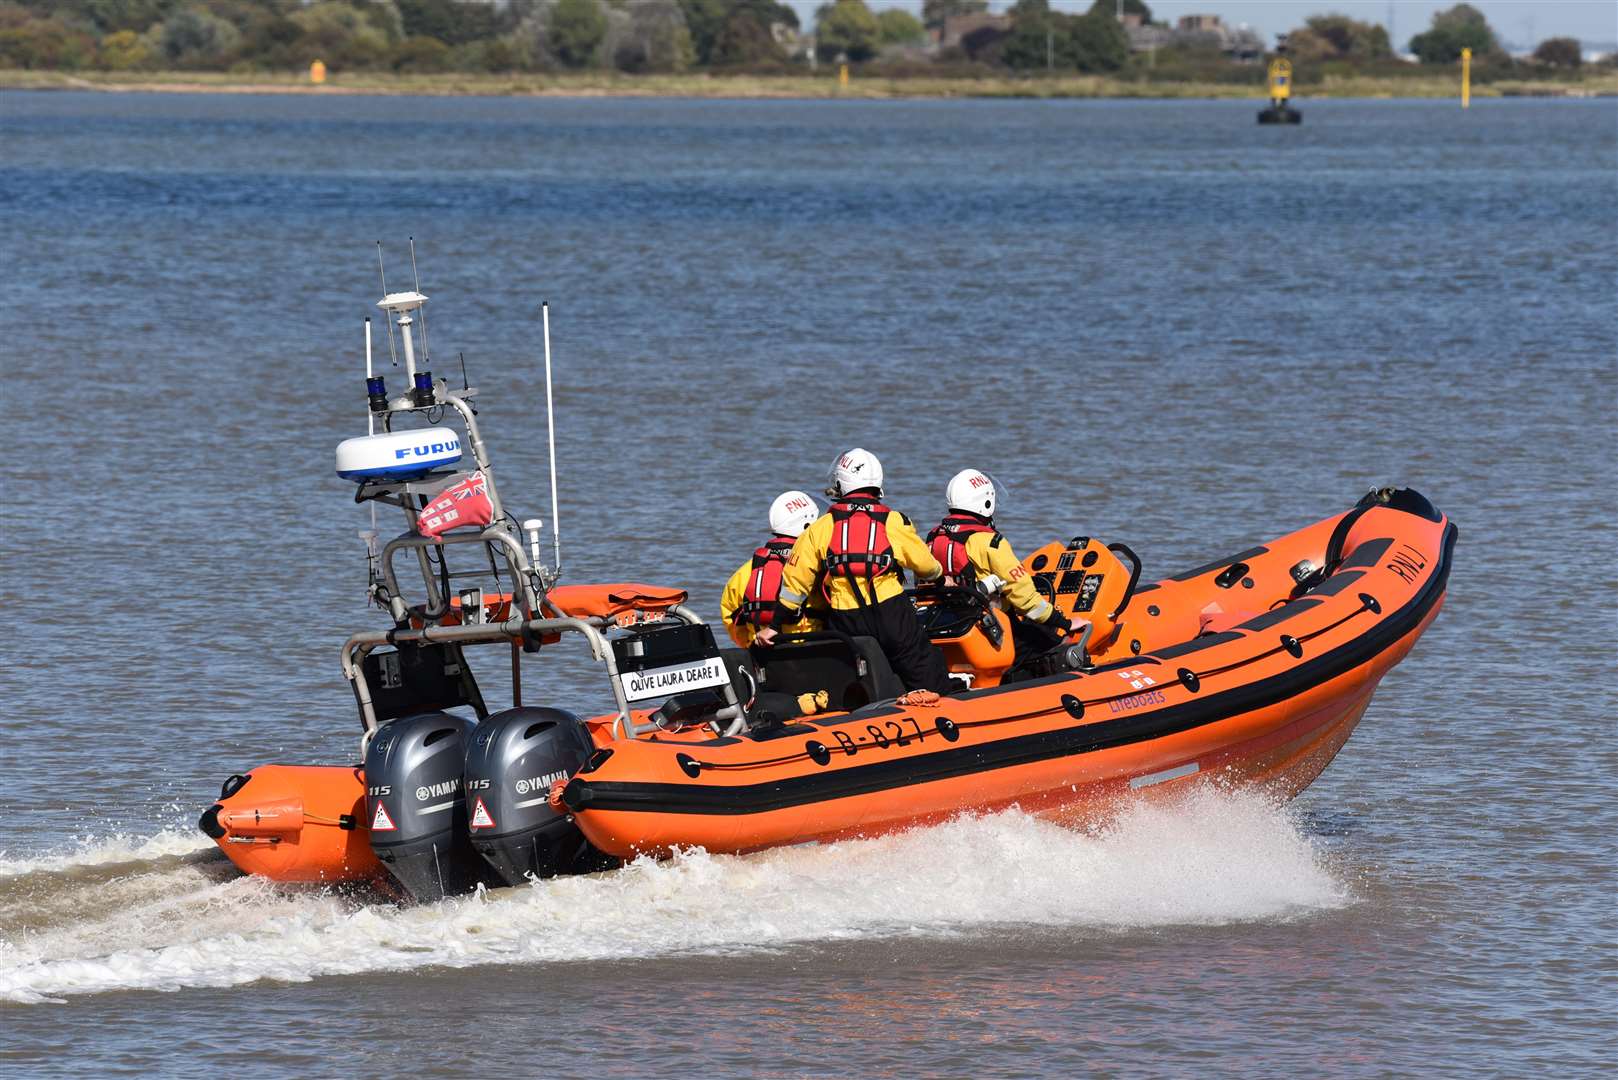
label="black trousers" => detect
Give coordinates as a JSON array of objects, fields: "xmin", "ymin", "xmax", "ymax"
[{"xmin": 827, "ymin": 595, "xmax": 953, "ymax": 695}]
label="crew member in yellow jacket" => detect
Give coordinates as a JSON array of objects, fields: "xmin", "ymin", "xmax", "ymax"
[
  {"xmin": 720, "ymin": 490, "xmax": 825, "ymax": 648},
  {"xmin": 925, "ymin": 468, "xmax": 1073, "ymax": 641},
  {"xmin": 757, "ymin": 448, "xmax": 952, "ymax": 695}
]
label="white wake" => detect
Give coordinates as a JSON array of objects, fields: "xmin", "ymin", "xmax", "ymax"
[{"xmin": 0, "ymin": 789, "xmax": 1349, "ymax": 1004}]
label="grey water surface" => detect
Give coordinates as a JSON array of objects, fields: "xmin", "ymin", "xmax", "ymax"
[{"xmin": 0, "ymin": 92, "xmax": 1614, "ymax": 1077}]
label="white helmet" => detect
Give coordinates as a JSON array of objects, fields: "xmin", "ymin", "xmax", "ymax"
[
  {"xmin": 827, "ymin": 448, "xmax": 884, "ymax": 498},
  {"xmin": 946, "ymin": 468, "xmax": 997, "ymax": 517},
  {"xmin": 768, "ymin": 490, "xmax": 819, "ymax": 537}
]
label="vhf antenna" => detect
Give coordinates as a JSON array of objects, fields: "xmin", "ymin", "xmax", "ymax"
[
  {"xmin": 409, "ymin": 236, "xmax": 430, "ymax": 365},
  {"xmin": 542, "ymin": 301, "xmax": 562, "ymax": 576},
  {"xmin": 364, "ymin": 317, "xmax": 375, "ymax": 435},
  {"xmin": 360, "ymin": 315, "xmax": 380, "ymax": 592},
  {"xmin": 376, "ymin": 241, "xmax": 399, "ymax": 368}
]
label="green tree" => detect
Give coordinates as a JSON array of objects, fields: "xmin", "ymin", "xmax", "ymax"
[
  {"xmin": 1001, "ymin": 0, "xmax": 1060, "ymax": 70},
  {"xmin": 676, "ymin": 0, "xmax": 793, "ymax": 65},
  {"xmin": 674, "ymin": 0, "xmax": 720, "ymax": 62},
  {"xmin": 1004, "ymin": 1, "xmax": 1124, "ymax": 73},
  {"xmin": 396, "ymin": 0, "xmax": 501, "ymax": 47},
  {"xmin": 875, "ymin": 8, "xmax": 924, "ymax": 46},
  {"xmin": 97, "ymin": 27, "xmax": 153, "ymax": 68},
  {"xmin": 608, "ymin": 0, "xmax": 695, "ymax": 72},
  {"xmin": 238, "ymin": 12, "xmax": 304, "ymax": 70},
  {"xmin": 37, "ymin": 0, "xmax": 180, "ymax": 35},
  {"xmin": 1290, "ymin": 13, "xmax": 1390, "ymax": 60},
  {"xmin": 815, "ymin": 0, "xmax": 878, "ymax": 62},
  {"xmin": 1532, "ymin": 37, "xmax": 1581, "ymax": 68},
  {"xmin": 0, "ymin": 8, "xmax": 97, "ymax": 69},
  {"xmin": 391, "ymin": 33, "xmax": 448, "ymax": 70},
  {"xmin": 549, "ymin": 0, "xmax": 605, "ymax": 67},
  {"xmin": 1069, "ymin": 8, "xmax": 1126, "ymax": 71},
  {"xmin": 1409, "ymin": 4, "xmax": 1498, "ymax": 64},
  {"xmin": 157, "ymin": 7, "xmax": 241, "ymax": 68},
  {"xmin": 921, "ymin": 0, "xmax": 985, "ymax": 32},
  {"xmin": 290, "ymin": 3, "xmax": 394, "ymax": 69},
  {"xmin": 711, "ymin": 10, "xmax": 780, "ymax": 66},
  {"xmin": 1086, "ymin": 0, "xmax": 1151, "ymax": 23}
]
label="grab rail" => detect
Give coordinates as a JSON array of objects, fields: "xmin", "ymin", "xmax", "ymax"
[
  {"xmin": 380, "ymin": 526, "xmax": 543, "ymax": 625},
  {"xmin": 1106, "ymin": 542, "xmax": 1142, "ymax": 620},
  {"xmin": 342, "ymin": 615, "xmax": 619, "ymax": 738}
]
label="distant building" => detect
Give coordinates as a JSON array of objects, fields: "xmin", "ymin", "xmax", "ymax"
[
  {"xmin": 1125, "ymin": 22, "xmax": 1172, "ymax": 53},
  {"xmin": 936, "ymin": 12, "xmax": 1012, "ymax": 51},
  {"xmin": 772, "ymin": 20, "xmax": 806, "ymax": 58},
  {"xmin": 1119, "ymin": 13, "xmax": 1263, "ymax": 61}
]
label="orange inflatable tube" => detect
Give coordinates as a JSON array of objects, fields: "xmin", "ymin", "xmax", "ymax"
[
  {"xmin": 561, "ymin": 490, "xmax": 1455, "ymax": 858},
  {"xmin": 200, "ymin": 764, "xmax": 383, "ymax": 884}
]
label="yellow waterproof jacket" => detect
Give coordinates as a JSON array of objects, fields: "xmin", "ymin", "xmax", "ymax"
[
  {"xmin": 780, "ymin": 503, "xmax": 942, "ymax": 613},
  {"xmin": 719, "ymin": 557, "xmax": 823, "ymax": 648},
  {"xmin": 959, "ymin": 530, "xmax": 1059, "ymax": 625}
]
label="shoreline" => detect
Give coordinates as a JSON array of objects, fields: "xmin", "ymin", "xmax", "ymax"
[{"xmin": 4, "ymin": 68, "xmax": 1615, "ymax": 101}]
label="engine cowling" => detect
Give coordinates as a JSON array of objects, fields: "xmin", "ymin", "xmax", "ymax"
[
  {"xmin": 463, "ymin": 707, "xmax": 606, "ymax": 885},
  {"xmin": 364, "ymin": 711, "xmax": 493, "ymax": 902}
]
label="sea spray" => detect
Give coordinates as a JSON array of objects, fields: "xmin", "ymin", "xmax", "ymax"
[
  {"xmin": 0, "ymin": 788, "xmax": 1347, "ymax": 1004},
  {"xmin": 0, "ymin": 828, "xmax": 214, "ymax": 879}
]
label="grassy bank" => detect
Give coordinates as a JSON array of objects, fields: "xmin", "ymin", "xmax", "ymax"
[{"xmin": 4, "ymin": 67, "xmax": 1615, "ymax": 100}]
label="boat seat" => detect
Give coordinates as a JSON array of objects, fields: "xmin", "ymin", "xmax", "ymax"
[{"xmin": 750, "ymin": 634, "xmax": 904, "ymax": 711}]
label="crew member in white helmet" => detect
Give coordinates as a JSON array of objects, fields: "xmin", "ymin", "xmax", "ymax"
[
  {"xmin": 926, "ymin": 468, "xmax": 1073, "ymax": 639},
  {"xmin": 720, "ymin": 490, "xmax": 825, "ymax": 649},
  {"xmin": 758, "ymin": 449, "xmax": 952, "ymax": 696}
]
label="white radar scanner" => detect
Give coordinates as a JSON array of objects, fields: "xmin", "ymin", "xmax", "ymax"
[{"xmin": 336, "ymin": 429, "xmax": 463, "ymax": 481}]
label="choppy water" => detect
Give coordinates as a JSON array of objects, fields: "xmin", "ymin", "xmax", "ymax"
[{"xmin": 0, "ymin": 92, "xmax": 1614, "ymax": 1077}]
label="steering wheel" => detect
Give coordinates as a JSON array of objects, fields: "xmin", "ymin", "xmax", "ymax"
[{"xmin": 1031, "ymin": 573, "xmax": 1057, "ymax": 608}]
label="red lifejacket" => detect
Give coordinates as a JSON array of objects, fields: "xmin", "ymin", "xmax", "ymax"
[
  {"xmin": 926, "ymin": 514, "xmax": 997, "ymax": 580},
  {"xmin": 825, "ymin": 498, "xmax": 895, "ymax": 585},
  {"xmin": 734, "ymin": 538, "xmax": 795, "ymax": 626}
]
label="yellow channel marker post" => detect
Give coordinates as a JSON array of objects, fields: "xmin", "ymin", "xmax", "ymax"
[
  {"xmin": 1461, "ymin": 47, "xmax": 1471, "ymax": 109},
  {"xmin": 1269, "ymin": 57, "xmax": 1291, "ymax": 103},
  {"xmin": 838, "ymin": 63, "xmax": 849, "ymax": 91},
  {"xmin": 1258, "ymin": 56, "xmax": 1300, "ymax": 123},
  {"xmin": 310, "ymin": 59, "xmax": 327, "ymax": 85}
]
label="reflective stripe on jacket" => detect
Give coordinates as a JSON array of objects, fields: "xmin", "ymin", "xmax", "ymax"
[{"xmin": 957, "ymin": 528, "xmax": 1056, "ymax": 624}]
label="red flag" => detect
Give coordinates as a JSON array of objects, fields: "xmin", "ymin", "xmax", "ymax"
[{"xmin": 416, "ymin": 471, "xmax": 493, "ymax": 540}]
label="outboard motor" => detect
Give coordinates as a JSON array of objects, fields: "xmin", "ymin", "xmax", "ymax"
[
  {"xmin": 463, "ymin": 707, "xmax": 601, "ymax": 886},
  {"xmin": 364, "ymin": 710, "xmax": 491, "ymax": 902}
]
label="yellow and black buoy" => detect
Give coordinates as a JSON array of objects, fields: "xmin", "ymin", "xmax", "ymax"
[{"xmin": 1258, "ymin": 56, "xmax": 1301, "ymax": 124}]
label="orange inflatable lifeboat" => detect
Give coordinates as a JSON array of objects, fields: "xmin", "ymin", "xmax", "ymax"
[
  {"xmin": 558, "ymin": 487, "xmax": 1455, "ymax": 859},
  {"xmin": 204, "ymin": 279, "xmax": 1448, "ymax": 898},
  {"xmin": 203, "ymin": 485, "xmax": 1452, "ymax": 893}
]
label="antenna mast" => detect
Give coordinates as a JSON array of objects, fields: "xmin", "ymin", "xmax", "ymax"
[
  {"xmin": 364, "ymin": 317, "xmax": 375, "ymax": 435},
  {"xmin": 376, "ymin": 241, "xmax": 399, "ymax": 368},
  {"xmin": 542, "ymin": 301, "xmax": 562, "ymax": 576},
  {"xmin": 409, "ymin": 236, "xmax": 430, "ymax": 364}
]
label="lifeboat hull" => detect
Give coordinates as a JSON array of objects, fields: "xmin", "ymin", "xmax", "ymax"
[
  {"xmin": 199, "ymin": 764, "xmax": 383, "ymax": 884},
  {"xmin": 563, "ymin": 492, "xmax": 1455, "ymax": 858}
]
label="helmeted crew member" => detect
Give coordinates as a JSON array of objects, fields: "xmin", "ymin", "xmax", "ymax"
[
  {"xmin": 720, "ymin": 490, "xmax": 825, "ymax": 649},
  {"xmin": 926, "ymin": 469, "xmax": 1073, "ymax": 640},
  {"xmin": 757, "ymin": 449, "xmax": 953, "ymax": 696}
]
